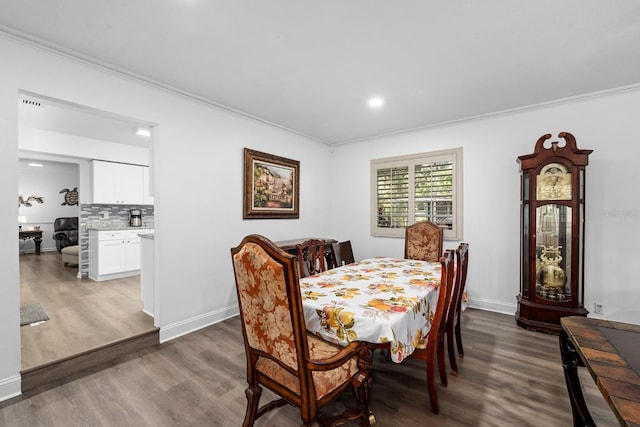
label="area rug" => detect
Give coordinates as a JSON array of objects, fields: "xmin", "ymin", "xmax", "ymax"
[{"xmin": 20, "ymin": 303, "xmax": 49, "ymax": 326}]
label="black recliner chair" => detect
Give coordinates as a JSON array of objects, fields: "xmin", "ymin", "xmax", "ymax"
[{"xmin": 52, "ymin": 217, "xmax": 79, "ymax": 253}]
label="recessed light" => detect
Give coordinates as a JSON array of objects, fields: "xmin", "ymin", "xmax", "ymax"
[
  {"xmin": 28, "ymin": 163, "xmax": 43, "ymax": 167},
  {"xmin": 368, "ymin": 97, "xmax": 384, "ymax": 108},
  {"xmin": 135, "ymin": 127, "xmax": 151, "ymax": 137}
]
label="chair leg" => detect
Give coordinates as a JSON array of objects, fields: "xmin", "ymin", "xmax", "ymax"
[
  {"xmin": 455, "ymin": 311, "xmax": 464, "ymax": 358},
  {"xmin": 437, "ymin": 332, "xmax": 448, "ymax": 387},
  {"xmin": 356, "ymin": 345, "xmax": 374, "ymax": 427},
  {"xmin": 242, "ymin": 385, "xmax": 261, "ymax": 427},
  {"xmin": 426, "ymin": 346, "xmax": 440, "ymax": 414},
  {"xmin": 354, "ymin": 378, "xmax": 374, "ymax": 427},
  {"xmin": 447, "ymin": 321, "xmax": 459, "ymax": 376}
]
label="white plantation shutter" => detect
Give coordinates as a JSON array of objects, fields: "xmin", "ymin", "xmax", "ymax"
[
  {"xmin": 376, "ymin": 166, "xmax": 409, "ymax": 228},
  {"xmin": 371, "ymin": 148, "xmax": 462, "ymax": 240},
  {"xmin": 414, "ymin": 160, "xmax": 453, "ymax": 227}
]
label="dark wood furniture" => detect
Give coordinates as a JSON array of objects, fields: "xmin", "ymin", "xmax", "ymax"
[
  {"xmin": 407, "ymin": 249, "xmax": 455, "ymax": 414},
  {"xmin": 19, "ymin": 229, "xmax": 43, "ymax": 255},
  {"xmin": 517, "ymin": 132, "xmax": 592, "ymax": 334},
  {"xmin": 446, "ymin": 242, "xmax": 469, "ymax": 376},
  {"xmin": 276, "ymin": 237, "xmax": 338, "ymax": 270},
  {"xmin": 275, "ymin": 237, "xmax": 337, "ymax": 254},
  {"xmin": 560, "ymin": 316, "xmax": 640, "ymax": 426},
  {"xmin": 404, "ymin": 221, "xmax": 443, "ymax": 262},
  {"xmin": 231, "ymin": 234, "xmax": 373, "ymax": 426},
  {"xmin": 52, "ymin": 216, "xmax": 79, "ymax": 253},
  {"xmin": 333, "ymin": 240, "xmax": 355, "ymax": 266},
  {"xmin": 296, "ymin": 239, "xmax": 333, "ymax": 277}
]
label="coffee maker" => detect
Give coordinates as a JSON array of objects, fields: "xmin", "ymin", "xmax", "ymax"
[{"xmin": 129, "ymin": 209, "xmax": 142, "ymax": 227}]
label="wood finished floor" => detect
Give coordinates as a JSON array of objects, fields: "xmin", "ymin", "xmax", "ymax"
[
  {"xmin": 19, "ymin": 251, "xmax": 156, "ymax": 371},
  {"xmin": 3, "ymin": 305, "xmax": 620, "ymax": 426}
]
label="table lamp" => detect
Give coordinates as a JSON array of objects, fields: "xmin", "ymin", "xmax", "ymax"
[{"xmin": 18, "ymin": 216, "xmax": 26, "ymax": 230}]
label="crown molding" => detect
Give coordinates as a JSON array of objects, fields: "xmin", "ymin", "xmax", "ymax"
[
  {"xmin": 4, "ymin": 25, "xmax": 639, "ymax": 147},
  {"xmin": 335, "ymin": 85, "xmax": 640, "ymax": 146},
  {"xmin": 0, "ymin": 26, "xmax": 328, "ymax": 145}
]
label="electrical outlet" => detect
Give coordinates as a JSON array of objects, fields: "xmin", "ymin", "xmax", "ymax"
[{"xmin": 594, "ymin": 303, "xmax": 604, "ymax": 314}]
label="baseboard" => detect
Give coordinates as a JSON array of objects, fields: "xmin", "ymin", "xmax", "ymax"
[
  {"xmin": 88, "ymin": 270, "xmax": 140, "ymax": 282},
  {"xmin": 0, "ymin": 375, "xmax": 22, "ymax": 403},
  {"xmin": 159, "ymin": 305, "xmax": 239, "ymax": 343},
  {"xmin": 468, "ymin": 297, "xmax": 517, "ymax": 316}
]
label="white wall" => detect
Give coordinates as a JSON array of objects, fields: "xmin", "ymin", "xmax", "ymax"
[
  {"xmin": 0, "ymin": 73, "xmax": 21, "ymax": 401},
  {"xmin": 0, "ymin": 36, "xmax": 333, "ymax": 399},
  {"xmin": 330, "ymin": 88, "xmax": 640, "ymax": 323}
]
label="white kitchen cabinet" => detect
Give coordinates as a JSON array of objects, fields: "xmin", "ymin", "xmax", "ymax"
[
  {"xmin": 91, "ymin": 160, "xmax": 148, "ymax": 205},
  {"xmin": 89, "ymin": 229, "xmax": 149, "ymax": 281},
  {"xmin": 123, "ymin": 236, "xmax": 142, "ymax": 271}
]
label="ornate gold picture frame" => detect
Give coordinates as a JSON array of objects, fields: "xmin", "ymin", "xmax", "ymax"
[{"xmin": 243, "ymin": 148, "xmax": 300, "ymax": 219}]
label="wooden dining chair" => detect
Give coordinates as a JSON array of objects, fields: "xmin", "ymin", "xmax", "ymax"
[
  {"xmin": 409, "ymin": 249, "xmax": 455, "ymax": 414},
  {"xmin": 446, "ymin": 242, "xmax": 469, "ymax": 375},
  {"xmin": 296, "ymin": 239, "xmax": 331, "ymax": 277},
  {"xmin": 231, "ymin": 234, "xmax": 373, "ymax": 427},
  {"xmin": 404, "ymin": 221, "xmax": 444, "ymax": 262},
  {"xmin": 332, "ymin": 240, "xmax": 355, "ymax": 266}
]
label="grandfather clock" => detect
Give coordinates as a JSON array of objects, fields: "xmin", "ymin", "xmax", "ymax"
[{"xmin": 516, "ymin": 132, "xmax": 592, "ymax": 334}]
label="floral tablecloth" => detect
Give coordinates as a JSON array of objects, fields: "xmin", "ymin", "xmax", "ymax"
[{"xmin": 300, "ymin": 257, "xmax": 441, "ymax": 362}]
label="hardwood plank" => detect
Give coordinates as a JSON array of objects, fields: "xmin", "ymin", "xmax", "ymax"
[
  {"xmin": 19, "ymin": 252, "xmax": 156, "ymax": 371},
  {"xmin": 1, "ymin": 309, "xmax": 622, "ymax": 426}
]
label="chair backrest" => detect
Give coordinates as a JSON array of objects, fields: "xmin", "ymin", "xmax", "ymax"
[
  {"xmin": 404, "ymin": 221, "xmax": 443, "ymax": 262},
  {"xmin": 332, "ymin": 240, "xmax": 355, "ymax": 266},
  {"xmin": 231, "ymin": 234, "xmax": 311, "ymax": 383},
  {"xmin": 296, "ymin": 239, "xmax": 329, "ymax": 277},
  {"xmin": 431, "ymin": 249, "xmax": 455, "ymax": 342},
  {"xmin": 54, "ymin": 217, "xmax": 78, "ymax": 232},
  {"xmin": 452, "ymin": 243, "xmax": 469, "ymax": 316},
  {"xmin": 53, "ymin": 217, "xmax": 79, "ymax": 252},
  {"xmin": 443, "ymin": 243, "xmax": 468, "ymax": 332}
]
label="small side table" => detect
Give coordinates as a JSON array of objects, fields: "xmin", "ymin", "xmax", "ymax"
[
  {"xmin": 19, "ymin": 230, "xmax": 43, "ymax": 255},
  {"xmin": 560, "ymin": 316, "xmax": 640, "ymax": 426}
]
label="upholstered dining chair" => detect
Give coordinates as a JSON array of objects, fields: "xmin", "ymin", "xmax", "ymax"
[
  {"xmin": 296, "ymin": 239, "xmax": 332, "ymax": 277},
  {"xmin": 231, "ymin": 234, "xmax": 373, "ymax": 427},
  {"xmin": 446, "ymin": 243, "xmax": 469, "ymax": 375},
  {"xmin": 404, "ymin": 221, "xmax": 444, "ymax": 262},
  {"xmin": 409, "ymin": 249, "xmax": 455, "ymax": 414},
  {"xmin": 332, "ymin": 240, "xmax": 355, "ymax": 266}
]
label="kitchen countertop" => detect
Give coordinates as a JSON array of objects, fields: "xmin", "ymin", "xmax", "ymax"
[
  {"xmin": 87, "ymin": 226, "xmax": 154, "ymax": 231},
  {"xmin": 86, "ymin": 225, "xmax": 154, "ymax": 231}
]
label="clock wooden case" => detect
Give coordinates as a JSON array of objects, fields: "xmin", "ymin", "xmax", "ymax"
[{"xmin": 516, "ymin": 132, "xmax": 592, "ymax": 334}]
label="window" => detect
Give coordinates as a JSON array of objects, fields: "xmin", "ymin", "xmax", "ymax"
[{"xmin": 371, "ymin": 147, "xmax": 463, "ymax": 240}]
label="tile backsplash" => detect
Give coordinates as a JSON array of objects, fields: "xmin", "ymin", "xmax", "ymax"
[{"xmin": 79, "ymin": 204, "xmax": 155, "ymax": 277}]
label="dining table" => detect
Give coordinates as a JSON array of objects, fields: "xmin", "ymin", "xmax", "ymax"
[{"xmin": 299, "ymin": 256, "xmax": 442, "ymax": 363}]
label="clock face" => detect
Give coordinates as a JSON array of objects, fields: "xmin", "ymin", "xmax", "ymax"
[{"xmin": 536, "ymin": 163, "xmax": 572, "ymax": 201}]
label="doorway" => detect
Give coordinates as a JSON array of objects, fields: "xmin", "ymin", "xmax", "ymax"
[{"xmin": 18, "ymin": 92, "xmax": 157, "ymax": 376}]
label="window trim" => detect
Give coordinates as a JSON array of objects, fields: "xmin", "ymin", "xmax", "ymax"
[{"xmin": 370, "ymin": 147, "xmax": 463, "ymax": 240}]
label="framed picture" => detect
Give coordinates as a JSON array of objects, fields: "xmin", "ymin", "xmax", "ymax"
[{"xmin": 243, "ymin": 148, "xmax": 300, "ymax": 219}]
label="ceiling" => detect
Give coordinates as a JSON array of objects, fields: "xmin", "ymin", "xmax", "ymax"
[
  {"xmin": 3, "ymin": 1, "xmax": 640, "ymax": 145},
  {"xmin": 19, "ymin": 93, "xmax": 153, "ymax": 148}
]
